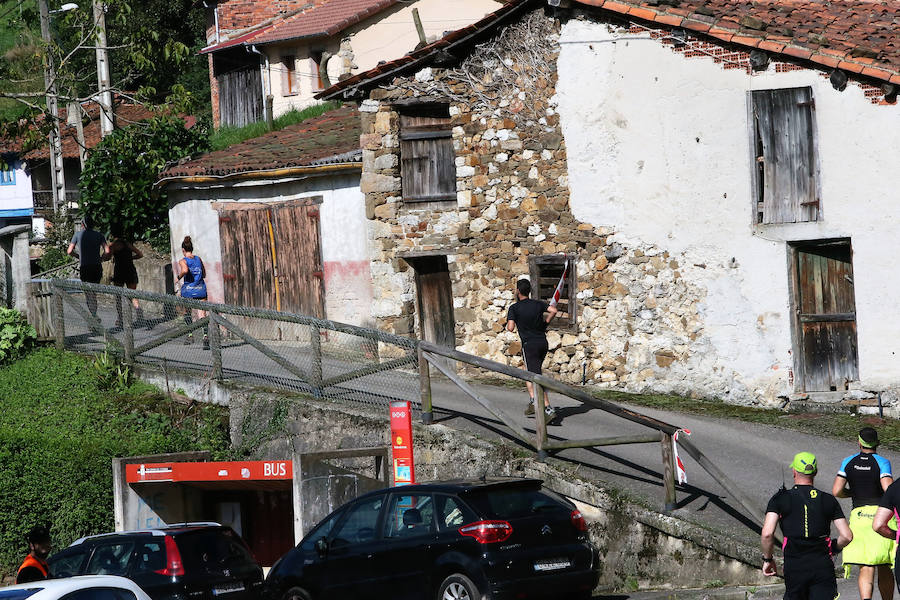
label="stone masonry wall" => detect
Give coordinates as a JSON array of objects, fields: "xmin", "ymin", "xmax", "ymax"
[{"xmin": 359, "ymin": 9, "xmax": 766, "ymax": 403}]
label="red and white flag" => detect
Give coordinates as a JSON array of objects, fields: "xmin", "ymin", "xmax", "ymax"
[
  {"xmin": 549, "ymin": 259, "xmax": 569, "ymax": 307},
  {"xmin": 674, "ymin": 428, "xmax": 691, "ymax": 484}
]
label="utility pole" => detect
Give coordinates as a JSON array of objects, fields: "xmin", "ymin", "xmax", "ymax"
[
  {"xmin": 93, "ymin": 0, "xmax": 114, "ymax": 136},
  {"xmin": 38, "ymin": 0, "xmax": 67, "ymax": 213}
]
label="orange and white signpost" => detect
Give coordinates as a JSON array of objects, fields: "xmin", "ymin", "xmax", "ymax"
[{"xmin": 390, "ymin": 400, "xmax": 415, "ymax": 486}]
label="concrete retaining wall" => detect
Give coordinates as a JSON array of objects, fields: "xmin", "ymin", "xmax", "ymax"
[{"xmin": 138, "ymin": 367, "xmax": 768, "ymax": 591}]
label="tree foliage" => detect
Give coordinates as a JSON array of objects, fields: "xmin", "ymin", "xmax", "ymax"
[{"xmin": 79, "ymin": 113, "xmax": 209, "ymax": 250}]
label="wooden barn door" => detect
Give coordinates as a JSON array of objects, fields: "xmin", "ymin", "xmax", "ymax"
[
  {"xmin": 218, "ymin": 67, "xmax": 263, "ymax": 128},
  {"xmin": 272, "ymin": 201, "xmax": 325, "ymax": 318},
  {"xmin": 409, "ymin": 255, "xmax": 455, "ymax": 349},
  {"xmin": 792, "ymin": 240, "xmax": 859, "ymax": 391},
  {"xmin": 219, "ymin": 205, "xmax": 277, "ymax": 309},
  {"xmin": 218, "ymin": 199, "xmax": 324, "ymax": 318}
]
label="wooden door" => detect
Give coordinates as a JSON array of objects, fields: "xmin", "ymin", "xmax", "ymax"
[
  {"xmin": 794, "ymin": 241, "xmax": 858, "ymax": 391},
  {"xmin": 410, "ymin": 255, "xmax": 455, "ymax": 348},
  {"xmin": 218, "ymin": 67, "xmax": 263, "ymax": 127},
  {"xmin": 273, "ymin": 202, "xmax": 325, "ymax": 318},
  {"xmin": 219, "ymin": 205, "xmax": 277, "ymax": 309}
]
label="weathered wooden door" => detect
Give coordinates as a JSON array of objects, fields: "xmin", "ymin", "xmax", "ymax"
[
  {"xmin": 218, "ymin": 67, "xmax": 263, "ymax": 127},
  {"xmin": 219, "ymin": 205, "xmax": 277, "ymax": 309},
  {"xmin": 272, "ymin": 202, "xmax": 325, "ymax": 318},
  {"xmin": 410, "ymin": 255, "xmax": 455, "ymax": 348},
  {"xmin": 218, "ymin": 200, "xmax": 324, "ymax": 318},
  {"xmin": 793, "ymin": 241, "xmax": 858, "ymax": 391}
]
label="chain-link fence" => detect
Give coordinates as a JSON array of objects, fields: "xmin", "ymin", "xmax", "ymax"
[{"xmin": 38, "ymin": 279, "xmax": 423, "ymax": 410}]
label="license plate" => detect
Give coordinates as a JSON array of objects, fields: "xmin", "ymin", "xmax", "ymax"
[
  {"xmin": 533, "ymin": 558, "xmax": 571, "ymax": 572},
  {"xmin": 212, "ymin": 583, "xmax": 245, "ymax": 596}
]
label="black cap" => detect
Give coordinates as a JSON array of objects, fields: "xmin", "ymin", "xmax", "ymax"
[
  {"xmin": 26, "ymin": 526, "xmax": 50, "ymax": 544},
  {"xmin": 859, "ymin": 427, "xmax": 879, "ymax": 449}
]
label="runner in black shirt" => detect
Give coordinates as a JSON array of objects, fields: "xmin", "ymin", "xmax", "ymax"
[
  {"xmin": 833, "ymin": 427, "xmax": 894, "ymax": 600},
  {"xmin": 762, "ymin": 451, "xmax": 852, "ymax": 600},
  {"xmin": 506, "ymin": 278, "xmax": 558, "ymax": 418},
  {"xmin": 873, "ymin": 479, "xmax": 900, "ymax": 594}
]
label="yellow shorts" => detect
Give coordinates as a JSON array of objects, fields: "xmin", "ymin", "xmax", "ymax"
[{"xmin": 843, "ymin": 505, "xmax": 896, "ymax": 567}]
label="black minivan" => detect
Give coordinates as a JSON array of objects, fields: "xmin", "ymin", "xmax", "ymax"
[
  {"xmin": 266, "ymin": 478, "xmax": 599, "ymax": 600},
  {"xmin": 48, "ymin": 523, "xmax": 264, "ymax": 600}
]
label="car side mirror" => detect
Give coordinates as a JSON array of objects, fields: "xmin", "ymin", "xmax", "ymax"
[{"xmin": 315, "ymin": 538, "xmax": 328, "ymax": 557}]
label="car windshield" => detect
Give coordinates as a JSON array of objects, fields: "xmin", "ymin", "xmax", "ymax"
[
  {"xmin": 0, "ymin": 590, "xmax": 42, "ymax": 600},
  {"xmin": 462, "ymin": 486, "xmax": 568, "ymax": 519}
]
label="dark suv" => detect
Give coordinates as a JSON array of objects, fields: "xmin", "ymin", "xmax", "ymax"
[
  {"xmin": 48, "ymin": 523, "xmax": 264, "ymax": 600},
  {"xmin": 266, "ymin": 478, "xmax": 599, "ymax": 600}
]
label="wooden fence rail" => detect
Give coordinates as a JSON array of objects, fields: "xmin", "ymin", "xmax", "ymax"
[{"xmin": 36, "ymin": 279, "xmax": 766, "ymax": 526}]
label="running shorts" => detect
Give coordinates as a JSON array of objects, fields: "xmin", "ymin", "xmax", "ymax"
[
  {"xmin": 80, "ymin": 263, "xmax": 102, "ymax": 284},
  {"xmin": 783, "ymin": 555, "xmax": 837, "ymax": 600},
  {"xmin": 844, "ymin": 505, "xmax": 896, "ymax": 566},
  {"xmin": 521, "ymin": 339, "xmax": 549, "ymax": 375}
]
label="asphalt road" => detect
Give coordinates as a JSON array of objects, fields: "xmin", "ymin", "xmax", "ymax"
[{"xmin": 60, "ymin": 292, "xmax": 897, "ymax": 549}]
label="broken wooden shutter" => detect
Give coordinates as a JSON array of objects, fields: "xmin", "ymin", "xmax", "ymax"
[
  {"xmin": 399, "ymin": 105, "xmax": 456, "ymax": 202},
  {"xmin": 752, "ymin": 87, "xmax": 818, "ymax": 224}
]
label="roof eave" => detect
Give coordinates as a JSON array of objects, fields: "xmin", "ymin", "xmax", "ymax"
[{"xmin": 155, "ymin": 162, "xmax": 362, "ymax": 190}]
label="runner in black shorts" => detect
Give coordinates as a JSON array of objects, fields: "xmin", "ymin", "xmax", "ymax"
[
  {"xmin": 761, "ymin": 452, "xmax": 852, "ymax": 600},
  {"xmin": 506, "ymin": 278, "xmax": 558, "ymax": 419}
]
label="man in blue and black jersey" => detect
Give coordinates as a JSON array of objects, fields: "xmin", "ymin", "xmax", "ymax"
[
  {"xmin": 833, "ymin": 427, "xmax": 894, "ymax": 600},
  {"xmin": 762, "ymin": 451, "xmax": 852, "ymax": 600}
]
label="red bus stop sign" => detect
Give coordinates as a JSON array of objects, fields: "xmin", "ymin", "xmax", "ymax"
[{"xmin": 390, "ymin": 400, "xmax": 415, "ymax": 486}]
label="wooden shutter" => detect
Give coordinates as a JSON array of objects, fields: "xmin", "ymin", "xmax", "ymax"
[
  {"xmin": 281, "ymin": 56, "xmax": 297, "ymax": 95},
  {"xmin": 529, "ymin": 255, "xmax": 576, "ymax": 327},
  {"xmin": 399, "ymin": 108, "xmax": 455, "ymax": 202},
  {"xmin": 752, "ymin": 87, "xmax": 818, "ymax": 224}
]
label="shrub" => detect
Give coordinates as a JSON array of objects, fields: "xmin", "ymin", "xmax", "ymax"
[
  {"xmin": 37, "ymin": 211, "xmax": 77, "ymax": 273},
  {"xmin": 0, "ymin": 348, "xmax": 231, "ymax": 577},
  {"xmin": 0, "ymin": 308, "xmax": 36, "ymax": 364}
]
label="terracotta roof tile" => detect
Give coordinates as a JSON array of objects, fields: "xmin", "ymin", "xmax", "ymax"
[
  {"xmin": 156, "ymin": 105, "xmax": 361, "ymax": 182},
  {"xmin": 201, "ymin": 0, "xmax": 399, "ymax": 53}
]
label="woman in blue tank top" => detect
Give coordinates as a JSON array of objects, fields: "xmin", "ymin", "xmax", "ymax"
[{"xmin": 177, "ymin": 236, "xmax": 208, "ymax": 348}]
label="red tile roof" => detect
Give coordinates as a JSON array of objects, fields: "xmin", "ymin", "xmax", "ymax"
[
  {"xmin": 320, "ymin": 0, "xmax": 900, "ymax": 99},
  {"xmin": 572, "ymin": 0, "xmax": 900, "ymax": 85},
  {"xmin": 156, "ymin": 105, "xmax": 361, "ymax": 183},
  {"xmin": 0, "ymin": 102, "xmax": 164, "ymax": 161},
  {"xmin": 319, "ymin": 0, "xmax": 534, "ymax": 99},
  {"xmin": 201, "ymin": 0, "xmax": 398, "ymax": 54}
]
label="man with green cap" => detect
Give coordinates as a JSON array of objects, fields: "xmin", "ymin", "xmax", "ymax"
[
  {"xmin": 761, "ymin": 451, "xmax": 852, "ymax": 600},
  {"xmin": 833, "ymin": 427, "xmax": 894, "ymax": 600}
]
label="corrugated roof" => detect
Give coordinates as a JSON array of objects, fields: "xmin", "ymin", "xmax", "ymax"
[
  {"xmin": 156, "ymin": 105, "xmax": 361, "ymax": 184},
  {"xmin": 320, "ymin": 0, "xmax": 900, "ymax": 99}
]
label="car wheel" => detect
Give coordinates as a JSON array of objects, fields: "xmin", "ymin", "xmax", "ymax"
[
  {"xmin": 281, "ymin": 586, "xmax": 311, "ymax": 600},
  {"xmin": 437, "ymin": 573, "xmax": 480, "ymax": 600}
]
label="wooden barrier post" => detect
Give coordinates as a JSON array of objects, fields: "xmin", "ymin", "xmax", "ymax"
[
  {"xmin": 122, "ymin": 295, "xmax": 134, "ymax": 363},
  {"xmin": 661, "ymin": 432, "xmax": 677, "ymax": 512},
  {"xmin": 310, "ymin": 324, "xmax": 322, "ymax": 397},
  {"xmin": 208, "ymin": 310, "xmax": 222, "ymax": 380},
  {"xmin": 534, "ymin": 382, "xmax": 548, "ymax": 460},
  {"xmin": 418, "ymin": 344, "xmax": 433, "ymax": 424},
  {"xmin": 53, "ymin": 285, "xmax": 64, "ymax": 349}
]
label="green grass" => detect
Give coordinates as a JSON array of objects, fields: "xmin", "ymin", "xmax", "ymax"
[
  {"xmin": 208, "ymin": 101, "xmax": 342, "ymax": 151},
  {"xmin": 0, "ymin": 347, "xmax": 232, "ymax": 577}
]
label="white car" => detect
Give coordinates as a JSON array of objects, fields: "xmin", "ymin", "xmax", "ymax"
[{"xmin": 0, "ymin": 576, "xmax": 152, "ymax": 600}]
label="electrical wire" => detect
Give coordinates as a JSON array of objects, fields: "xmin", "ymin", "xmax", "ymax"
[{"xmin": 0, "ymin": 0, "xmax": 27, "ymax": 25}]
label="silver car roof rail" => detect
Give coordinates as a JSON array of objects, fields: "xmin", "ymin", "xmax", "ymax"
[{"xmin": 69, "ymin": 522, "xmax": 224, "ymax": 546}]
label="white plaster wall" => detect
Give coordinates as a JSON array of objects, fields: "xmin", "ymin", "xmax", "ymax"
[
  {"xmin": 168, "ymin": 174, "xmax": 372, "ymax": 325},
  {"xmin": 556, "ymin": 19, "xmax": 900, "ymax": 397},
  {"xmin": 347, "ymin": 0, "xmax": 503, "ymax": 73},
  {"xmin": 0, "ymin": 161, "xmax": 33, "ymax": 214},
  {"xmin": 260, "ymin": 0, "xmax": 501, "ymax": 118}
]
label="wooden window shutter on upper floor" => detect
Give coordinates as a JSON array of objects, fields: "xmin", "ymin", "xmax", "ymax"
[
  {"xmin": 752, "ymin": 87, "xmax": 819, "ymax": 224},
  {"xmin": 281, "ymin": 55, "xmax": 297, "ymax": 96},
  {"xmin": 399, "ymin": 105, "xmax": 456, "ymax": 202}
]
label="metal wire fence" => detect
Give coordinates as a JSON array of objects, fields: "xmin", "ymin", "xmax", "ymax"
[{"xmin": 35, "ymin": 279, "xmax": 422, "ymax": 409}]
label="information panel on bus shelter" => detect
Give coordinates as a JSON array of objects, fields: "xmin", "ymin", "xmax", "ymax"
[{"xmin": 390, "ymin": 400, "xmax": 415, "ymax": 486}]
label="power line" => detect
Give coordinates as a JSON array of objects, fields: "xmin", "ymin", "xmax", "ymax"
[{"xmin": 0, "ymin": 0, "xmax": 28, "ymax": 24}]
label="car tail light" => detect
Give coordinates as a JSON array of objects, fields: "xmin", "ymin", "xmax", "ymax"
[
  {"xmin": 155, "ymin": 535, "xmax": 185, "ymax": 577},
  {"xmin": 570, "ymin": 510, "xmax": 587, "ymax": 532},
  {"xmin": 459, "ymin": 520, "xmax": 513, "ymax": 544}
]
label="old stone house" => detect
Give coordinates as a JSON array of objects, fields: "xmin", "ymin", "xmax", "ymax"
[
  {"xmin": 202, "ymin": 0, "xmax": 502, "ymax": 128},
  {"xmin": 320, "ymin": 0, "xmax": 900, "ymax": 406}
]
